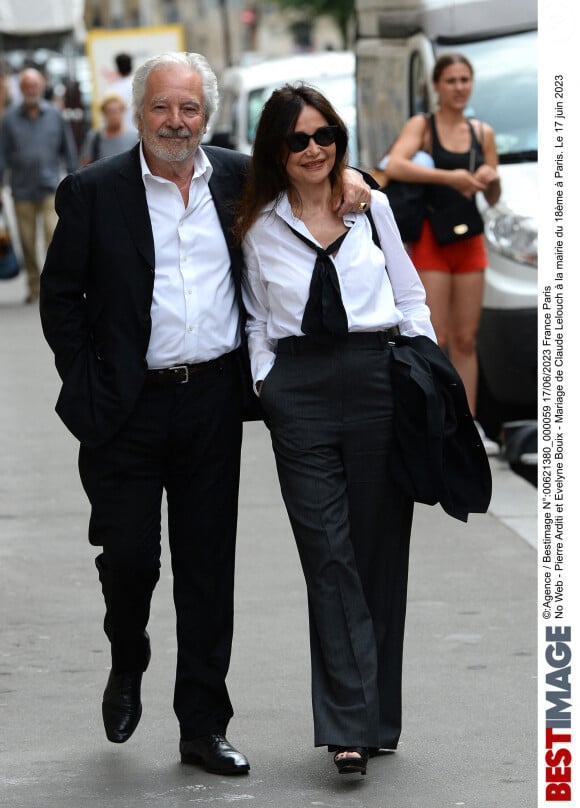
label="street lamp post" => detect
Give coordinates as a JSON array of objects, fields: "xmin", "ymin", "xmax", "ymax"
[{"xmin": 217, "ymin": 0, "xmax": 233, "ymax": 67}]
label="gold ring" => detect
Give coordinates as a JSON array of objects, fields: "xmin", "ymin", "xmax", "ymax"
[{"xmin": 359, "ymin": 201, "xmax": 368, "ymax": 211}]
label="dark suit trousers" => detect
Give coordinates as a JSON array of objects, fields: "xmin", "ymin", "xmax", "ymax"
[
  {"xmin": 78, "ymin": 358, "xmax": 243, "ymax": 739},
  {"xmin": 260, "ymin": 333, "xmax": 413, "ymax": 749}
]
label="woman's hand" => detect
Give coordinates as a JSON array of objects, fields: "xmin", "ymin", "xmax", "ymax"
[
  {"xmin": 334, "ymin": 168, "xmax": 372, "ymax": 217},
  {"xmin": 474, "ymin": 164, "xmax": 499, "ymax": 186},
  {"xmin": 477, "ymin": 122, "xmax": 501, "ymax": 206},
  {"xmin": 448, "ymin": 168, "xmax": 486, "ymax": 197},
  {"xmin": 473, "ymin": 163, "xmax": 501, "ymax": 205}
]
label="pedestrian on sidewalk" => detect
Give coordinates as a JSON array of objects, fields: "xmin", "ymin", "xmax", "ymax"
[
  {"xmin": 39, "ymin": 53, "xmax": 371, "ymax": 776},
  {"xmin": 234, "ymin": 83, "xmax": 437, "ymax": 777},
  {"xmin": 108, "ymin": 52, "xmax": 137, "ymax": 135},
  {"xmin": 385, "ymin": 52, "xmax": 501, "ymax": 455},
  {"xmin": 0, "ymin": 67, "xmax": 77, "ymax": 303},
  {"xmin": 79, "ymin": 93, "xmax": 138, "ymax": 166}
]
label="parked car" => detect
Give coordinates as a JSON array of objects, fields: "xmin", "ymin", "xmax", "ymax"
[
  {"xmin": 355, "ymin": 0, "xmax": 538, "ymax": 454},
  {"xmin": 208, "ymin": 51, "xmax": 358, "ymax": 165}
]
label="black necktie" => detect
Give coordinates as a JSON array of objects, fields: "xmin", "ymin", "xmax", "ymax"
[{"xmin": 287, "ymin": 225, "xmax": 349, "ymax": 339}]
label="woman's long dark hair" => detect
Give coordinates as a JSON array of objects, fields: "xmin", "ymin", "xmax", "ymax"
[{"xmin": 233, "ymin": 82, "xmax": 349, "ymax": 244}]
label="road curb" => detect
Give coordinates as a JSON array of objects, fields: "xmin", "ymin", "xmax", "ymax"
[{"xmin": 488, "ymin": 456, "xmax": 537, "ymax": 549}]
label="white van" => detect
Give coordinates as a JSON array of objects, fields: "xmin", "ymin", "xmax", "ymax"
[
  {"xmin": 208, "ymin": 51, "xmax": 358, "ymax": 164},
  {"xmin": 355, "ymin": 0, "xmax": 538, "ymax": 439}
]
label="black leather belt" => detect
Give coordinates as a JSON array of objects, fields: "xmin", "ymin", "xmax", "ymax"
[
  {"xmin": 382, "ymin": 326, "xmax": 401, "ymax": 341},
  {"xmin": 277, "ymin": 327, "xmax": 401, "ymax": 354},
  {"xmin": 146, "ymin": 351, "xmax": 236, "ymax": 385}
]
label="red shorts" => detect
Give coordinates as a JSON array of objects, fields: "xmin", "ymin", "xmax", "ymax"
[{"xmin": 411, "ymin": 219, "xmax": 487, "ymax": 274}]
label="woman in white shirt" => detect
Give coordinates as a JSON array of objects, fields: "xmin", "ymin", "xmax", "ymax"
[{"xmin": 234, "ymin": 84, "xmax": 436, "ymax": 777}]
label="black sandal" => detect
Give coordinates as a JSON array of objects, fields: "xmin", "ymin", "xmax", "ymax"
[{"xmin": 333, "ymin": 746, "xmax": 368, "ymax": 775}]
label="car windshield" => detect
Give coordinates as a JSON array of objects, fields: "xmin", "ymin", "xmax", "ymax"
[
  {"xmin": 247, "ymin": 73, "xmax": 358, "ymax": 164},
  {"xmin": 438, "ymin": 30, "xmax": 537, "ymax": 163}
]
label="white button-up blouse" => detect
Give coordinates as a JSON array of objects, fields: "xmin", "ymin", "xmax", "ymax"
[{"xmin": 242, "ymin": 189, "xmax": 436, "ymax": 386}]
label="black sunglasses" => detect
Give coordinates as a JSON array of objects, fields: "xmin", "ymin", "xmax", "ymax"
[{"xmin": 285, "ymin": 125, "xmax": 339, "ymax": 153}]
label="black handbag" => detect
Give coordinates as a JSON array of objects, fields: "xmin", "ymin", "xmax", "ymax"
[
  {"xmin": 428, "ymin": 197, "xmax": 483, "ymax": 245},
  {"xmin": 381, "ymin": 113, "xmax": 431, "ymax": 243},
  {"xmin": 427, "ymin": 128, "xmax": 484, "ymax": 245},
  {"xmin": 383, "ymin": 179, "xmax": 427, "ymax": 243}
]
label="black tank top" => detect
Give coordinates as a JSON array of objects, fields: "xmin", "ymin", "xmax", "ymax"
[{"xmin": 427, "ymin": 115, "xmax": 484, "ymax": 209}]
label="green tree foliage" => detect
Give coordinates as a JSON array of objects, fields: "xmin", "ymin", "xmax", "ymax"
[{"xmin": 270, "ymin": 0, "xmax": 355, "ymax": 49}]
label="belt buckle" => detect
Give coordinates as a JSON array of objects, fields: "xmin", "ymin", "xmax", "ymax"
[{"xmin": 169, "ymin": 364, "xmax": 189, "ymax": 383}]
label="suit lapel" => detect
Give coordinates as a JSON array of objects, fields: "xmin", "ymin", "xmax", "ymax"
[
  {"xmin": 110, "ymin": 145, "xmax": 242, "ymax": 278},
  {"xmin": 115, "ymin": 145, "xmax": 155, "ymax": 268},
  {"xmin": 205, "ymin": 147, "xmax": 246, "ymax": 306},
  {"xmin": 206, "ymin": 148, "xmax": 239, "ymax": 251}
]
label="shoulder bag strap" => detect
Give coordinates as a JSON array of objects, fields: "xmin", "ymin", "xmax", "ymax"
[
  {"xmin": 366, "ymin": 208, "xmax": 391, "ymax": 282},
  {"xmin": 466, "ymin": 119, "xmax": 485, "ymax": 173},
  {"xmin": 422, "ymin": 112, "xmax": 432, "ymax": 154},
  {"xmin": 91, "ymin": 131, "xmax": 101, "ymax": 163}
]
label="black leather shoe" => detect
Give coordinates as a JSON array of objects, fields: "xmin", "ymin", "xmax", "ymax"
[
  {"xmin": 102, "ymin": 670, "xmax": 144, "ymax": 743},
  {"xmin": 368, "ymin": 747, "xmax": 396, "ymax": 757},
  {"xmin": 180, "ymin": 735, "xmax": 250, "ymax": 775}
]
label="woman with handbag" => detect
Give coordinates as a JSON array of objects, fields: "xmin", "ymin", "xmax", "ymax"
[
  {"xmin": 385, "ymin": 53, "xmax": 501, "ymax": 454},
  {"xmin": 234, "ymin": 83, "xmax": 436, "ymax": 777}
]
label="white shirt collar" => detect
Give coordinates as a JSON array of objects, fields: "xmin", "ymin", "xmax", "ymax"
[
  {"xmin": 139, "ymin": 142, "xmax": 214, "ymax": 185},
  {"xmin": 268, "ymin": 191, "xmax": 356, "ymax": 230}
]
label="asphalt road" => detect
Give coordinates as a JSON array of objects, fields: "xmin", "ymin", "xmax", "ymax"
[{"xmin": 0, "ymin": 300, "xmax": 538, "ymax": 808}]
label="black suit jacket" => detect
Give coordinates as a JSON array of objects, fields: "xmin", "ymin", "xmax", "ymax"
[
  {"xmin": 389, "ymin": 335, "xmax": 492, "ymax": 522},
  {"xmin": 40, "ymin": 143, "xmax": 259, "ymax": 449}
]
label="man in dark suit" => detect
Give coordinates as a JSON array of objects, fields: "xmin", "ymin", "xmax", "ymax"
[{"xmin": 39, "ymin": 52, "xmax": 370, "ymax": 774}]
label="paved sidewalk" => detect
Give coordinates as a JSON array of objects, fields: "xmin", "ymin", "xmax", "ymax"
[{"xmin": 0, "ymin": 304, "xmax": 537, "ymax": 808}]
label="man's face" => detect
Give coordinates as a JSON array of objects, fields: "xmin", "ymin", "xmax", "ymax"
[
  {"xmin": 20, "ymin": 72, "xmax": 44, "ymax": 107},
  {"xmin": 138, "ymin": 65, "xmax": 207, "ymax": 165},
  {"xmin": 102, "ymin": 100, "xmax": 125, "ymax": 129}
]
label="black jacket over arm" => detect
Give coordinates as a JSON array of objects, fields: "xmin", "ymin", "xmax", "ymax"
[
  {"xmin": 389, "ymin": 335, "xmax": 492, "ymax": 522},
  {"xmin": 40, "ymin": 143, "xmax": 259, "ymax": 449}
]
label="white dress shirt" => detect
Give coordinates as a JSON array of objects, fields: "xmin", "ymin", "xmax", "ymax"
[
  {"xmin": 141, "ymin": 144, "xmax": 240, "ymax": 369},
  {"xmin": 242, "ymin": 189, "xmax": 436, "ymax": 385}
]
